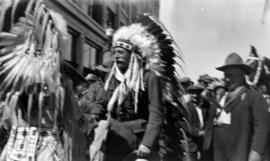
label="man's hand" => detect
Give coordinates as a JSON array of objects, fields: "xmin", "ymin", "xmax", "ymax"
[
  {"xmin": 248, "ymin": 150, "xmax": 261, "ymax": 161},
  {"xmin": 137, "ymin": 144, "xmax": 151, "ymax": 157}
]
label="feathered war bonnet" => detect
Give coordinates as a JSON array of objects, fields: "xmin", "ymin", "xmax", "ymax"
[
  {"xmin": 105, "ymin": 14, "xmax": 183, "ymax": 113},
  {"xmin": 0, "ymin": 0, "xmax": 67, "ymax": 126}
]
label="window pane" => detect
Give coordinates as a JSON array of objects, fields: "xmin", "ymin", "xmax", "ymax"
[
  {"xmin": 63, "ymin": 32, "xmax": 74, "ymax": 61},
  {"xmin": 90, "ymin": 47, "xmax": 97, "ymax": 69},
  {"xmin": 82, "ymin": 43, "xmax": 91, "ymax": 67}
]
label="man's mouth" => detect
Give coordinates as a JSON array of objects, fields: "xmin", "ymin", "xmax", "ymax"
[{"xmin": 116, "ymin": 60, "xmax": 125, "ymax": 64}]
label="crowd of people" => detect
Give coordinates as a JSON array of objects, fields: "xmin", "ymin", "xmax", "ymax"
[{"xmin": 0, "ymin": 1, "xmax": 270, "ymax": 161}]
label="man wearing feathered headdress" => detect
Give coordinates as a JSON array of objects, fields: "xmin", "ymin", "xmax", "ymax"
[
  {"xmin": 0, "ymin": 0, "xmax": 86, "ymax": 161},
  {"xmin": 103, "ymin": 24, "xmax": 163, "ymax": 161},
  {"xmin": 101, "ymin": 14, "xmax": 188, "ymax": 161}
]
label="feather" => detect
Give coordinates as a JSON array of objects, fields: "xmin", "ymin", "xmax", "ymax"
[
  {"xmin": 0, "ymin": 39, "xmax": 18, "ymax": 46},
  {"xmin": 0, "ymin": 45, "xmax": 17, "ymax": 55},
  {"xmin": 27, "ymin": 94, "xmax": 33, "ymax": 123},
  {"xmin": 48, "ymin": 9, "xmax": 68, "ymax": 39},
  {"xmin": 0, "ymin": 32, "xmax": 18, "ymax": 39},
  {"xmin": 38, "ymin": 91, "xmax": 44, "ymax": 128},
  {"xmin": 0, "ymin": 0, "xmax": 13, "ymax": 31},
  {"xmin": 11, "ymin": 0, "xmax": 21, "ymax": 28},
  {"xmin": 24, "ymin": 0, "xmax": 35, "ymax": 17}
]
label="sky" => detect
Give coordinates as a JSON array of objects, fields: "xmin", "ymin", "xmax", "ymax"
[{"xmin": 159, "ymin": 0, "xmax": 270, "ymax": 82}]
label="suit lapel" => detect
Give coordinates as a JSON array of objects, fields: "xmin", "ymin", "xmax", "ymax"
[{"xmin": 224, "ymin": 86, "xmax": 248, "ymax": 113}]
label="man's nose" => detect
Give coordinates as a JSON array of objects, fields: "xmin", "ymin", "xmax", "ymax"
[
  {"xmin": 113, "ymin": 51, "xmax": 121, "ymax": 58},
  {"xmin": 224, "ymin": 77, "xmax": 230, "ymax": 82}
]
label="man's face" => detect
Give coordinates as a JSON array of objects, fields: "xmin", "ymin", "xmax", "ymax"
[
  {"xmin": 112, "ymin": 47, "xmax": 131, "ymax": 72},
  {"xmin": 189, "ymin": 92, "xmax": 202, "ymax": 105},
  {"xmin": 223, "ymin": 68, "xmax": 245, "ymax": 91}
]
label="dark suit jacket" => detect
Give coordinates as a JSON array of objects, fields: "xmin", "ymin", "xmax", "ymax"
[
  {"xmin": 187, "ymin": 102, "xmax": 205, "ymax": 153},
  {"xmin": 104, "ymin": 70, "xmax": 163, "ymax": 160},
  {"xmin": 212, "ymin": 87, "xmax": 270, "ymax": 161}
]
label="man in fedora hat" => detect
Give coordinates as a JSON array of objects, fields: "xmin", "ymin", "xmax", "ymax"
[
  {"xmin": 198, "ymin": 74, "xmax": 214, "ymax": 89},
  {"xmin": 179, "ymin": 77, "xmax": 194, "ymax": 92},
  {"xmin": 186, "ymin": 84, "xmax": 207, "ymax": 161},
  {"xmin": 94, "ymin": 50, "xmax": 113, "ymax": 82},
  {"xmin": 208, "ymin": 53, "xmax": 269, "ymax": 161}
]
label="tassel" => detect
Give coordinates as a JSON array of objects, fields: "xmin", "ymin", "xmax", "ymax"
[
  {"xmin": 125, "ymin": 53, "xmax": 135, "ymax": 87},
  {"xmin": 54, "ymin": 88, "xmax": 59, "ymax": 130},
  {"xmin": 27, "ymin": 94, "xmax": 33, "ymax": 124},
  {"xmin": 59, "ymin": 86, "xmax": 65, "ymax": 122},
  {"xmin": 107, "ymin": 86, "xmax": 119, "ymax": 113},
  {"xmin": 129, "ymin": 54, "xmax": 140, "ymax": 89},
  {"xmin": 24, "ymin": 0, "xmax": 36, "ymax": 18},
  {"xmin": 9, "ymin": 92, "xmax": 21, "ymax": 126},
  {"xmin": 11, "ymin": 0, "xmax": 21, "ymax": 28},
  {"xmin": 38, "ymin": 91, "xmax": 44, "ymax": 128}
]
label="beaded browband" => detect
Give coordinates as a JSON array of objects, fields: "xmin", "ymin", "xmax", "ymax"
[{"xmin": 112, "ymin": 40, "xmax": 133, "ymax": 51}]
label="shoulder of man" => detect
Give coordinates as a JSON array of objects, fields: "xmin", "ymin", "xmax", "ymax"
[
  {"xmin": 245, "ymin": 85, "xmax": 262, "ymax": 96},
  {"xmin": 243, "ymin": 85, "xmax": 268, "ymax": 108}
]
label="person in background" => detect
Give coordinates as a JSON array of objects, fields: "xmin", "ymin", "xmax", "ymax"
[
  {"xmin": 198, "ymin": 74, "xmax": 214, "ymax": 89},
  {"xmin": 179, "ymin": 77, "xmax": 194, "ymax": 92},
  {"xmin": 186, "ymin": 85, "xmax": 206, "ymax": 161},
  {"xmin": 179, "ymin": 77, "xmax": 194, "ymax": 104},
  {"xmin": 209, "ymin": 53, "xmax": 269, "ymax": 161},
  {"xmin": 95, "ymin": 50, "xmax": 114, "ymax": 82}
]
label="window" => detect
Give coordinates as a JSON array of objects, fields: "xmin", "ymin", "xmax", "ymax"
[
  {"xmin": 91, "ymin": 0, "xmax": 103, "ymax": 25},
  {"xmin": 87, "ymin": 0, "xmax": 94, "ymax": 16},
  {"xmin": 82, "ymin": 43, "xmax": 91, "ymax": 68},
  {"xmin": 64, "ymin": 30, "xmax": 77, "ymax": 62},
  {"xmin": 82, "ymin": 42, "xmax": 100, "ymax": 69},
  {"xmin": 106, "ymin": 8, "xmax": 116, "ymax": 30}
]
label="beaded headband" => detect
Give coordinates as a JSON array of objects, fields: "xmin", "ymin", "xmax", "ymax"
[{"xmin": 112, "ymin": 40, "xmax": 133, "ymax": 51}]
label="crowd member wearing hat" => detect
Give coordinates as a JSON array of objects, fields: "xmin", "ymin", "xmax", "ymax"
[
  {"xmin": 78, "ymin": 72, "xmax": 107, "ymax": 125},
  {"xmin": 74, "ymin": 72, "xmax": 107, "ymax": 160},
  {"xmin": 207, "ymin": 53, "xmax": 269, "ymax": 161},
  {"xmin": 179, "ymin": 77, "xmax": 194, "ymax": 104},
  {"xmin": 94, "ymin": 50, "xmax": 113, "ymax": 82},
  {"xmin": 186, "ymin": 85, "xmax": 207, "ymax": 161},
  {"xmin": 207, "ymin": 80, "xmax": 227, "ymax": 103},
  {"xmin": 198, "ymin": 74, "xmax": 214, "ymax": 89},
  {"xmin": 180, "ymin": 77, "xmax": 194, "ymax": 92}
]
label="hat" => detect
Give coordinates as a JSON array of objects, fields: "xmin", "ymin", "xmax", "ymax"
[
  {"xmin": 179, "ymin": 77, "xmax": 193, "ymax": 84},
  {"xmin": 216, "ymin": 53, "xmax": 253, "ymax": 74},
  {"xmin": 186, "ymin": 84, "xmax": 204, "ymax": 93},
  {"xmin": 85, "ymin": 74, "xmax": 97, "ymax": 82},
  {"xmin": 198, "ymin": 74, "xmax": 213, "ymax": 84},
  {"xmin": 95, "ymin": 51, "xmax": 113, "ymax": 73},
  {"xmin": 207, "ymin": 80, "xmax": 225, "ymax": 91},
  {"xmin": 122, "ymin": 151, "xmax": 160, "ymax": 161},
  {"xmin": 61, "ymin": 60, "xmax": 87, "ymax": 85}
]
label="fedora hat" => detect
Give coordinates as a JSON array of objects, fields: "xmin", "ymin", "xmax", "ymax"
[
  {"xmin": 216, "ymin": 53, "xmax": 253, "ymax": 74},
  {"xmin": 95, "ymin": 51, "xmax": 113, "ymax": 73},
  {"xmin": 198, "ymin": 74, "xmax": 213, "ymax": 84},
  {"xmin": 122, "ymin": 151, "xmax": 160, "ymax": 161},
  {"xmin": 61, "ymin": 60, "xmax": 87, "ymax": 85},
  {"xmin": 179, "ymin": 77, "xmax": 193, "ymax": 84},
  {"xmin": 186, "ymin": 84, "xmax": 205, "ymax": 93}
]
